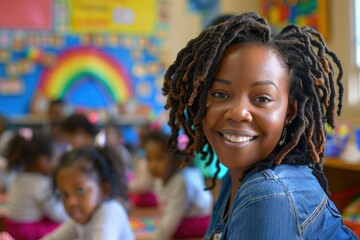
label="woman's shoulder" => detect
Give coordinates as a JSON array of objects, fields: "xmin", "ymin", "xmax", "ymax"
[
  {"xmin": 244, "ymin": 164, "xmax": 315, "ymax": 185},
  {"xmin": 240, "ymin": 164, "xmax": 323, "ymax": 200}
]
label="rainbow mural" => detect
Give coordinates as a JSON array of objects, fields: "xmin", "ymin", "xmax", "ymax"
[{"xmin": 38, "ymin": 47, "xmax": 132, "ymax": 103}]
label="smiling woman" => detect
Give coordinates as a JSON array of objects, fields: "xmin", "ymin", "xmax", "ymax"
[{"xmin": 162, "ymin": 12, "xmax": 359, "ymax": 239}]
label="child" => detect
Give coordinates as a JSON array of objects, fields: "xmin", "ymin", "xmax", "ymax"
[
  {"xmin": 144, "ymin": 131, "xmax": 213, "ymax": 240},
  {"xmin": 0, "ymin": 115, "xmax": 13, "ymax": 192},
  {"xmin": 46, "ymin": 99, "xmax": 68, "ymax": 155},
  {"xmin": 60, "ymin": 113, "xmax": 98, "ymax": 149},
  {"xmin": 3, "ymin": 130, "xmax": 68, "ymax": 240},
  {"xmin": 97, "ymin": 121, "xmax": 133, "ymax": 175},
  {"xmin": 128, "ymin": 123, "xmax": 158, "ymax": 207},
  {"xmin": 162, "ymin": 12, "xmax": 359, "ymax": 239},
  {"xmin": 41, "ymin": 145, "xmax": 134, "ymax": 240}
]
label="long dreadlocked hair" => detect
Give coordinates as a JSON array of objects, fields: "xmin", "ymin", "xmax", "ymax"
[{"xmin": 162, "ymin": 12, "xmax": 343, "ymax": 192}]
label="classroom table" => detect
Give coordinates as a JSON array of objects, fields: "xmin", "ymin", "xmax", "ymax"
[{"xmin": 129, "ymin": 206, "xmax": 203, "ymax": 240}]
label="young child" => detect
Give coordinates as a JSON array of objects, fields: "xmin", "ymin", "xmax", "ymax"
[
  {"xmin": 144, "ymin": 131, "xmax": 213, "ymax": 240},
  {"xmin": 0, "ymin": 115, "xmax": 13, "ymax": 192},
  {"xmin": 41, "ymin": 145, "xmax": 134, "ymax": 240},
  {"xmin": 128, "ymin": 123, "xmax": 158, "ymax": 207},
  {"xmin": 46, "ymin": 99, "xmax": 68, "ymax": 155},
  {"xmin": 162, "ymin": 12, "xmax": 359, "ymax": 239},
  {"xmin": 60, "ymin": 113, "xmax": 98, "ymax": 149},
  {"xmin": 3, "ymin": 130, "xmax": 68, "ymax": 240}
]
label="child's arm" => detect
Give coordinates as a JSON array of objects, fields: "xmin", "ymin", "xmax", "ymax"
[
  {"xmin": 153, "ymin": 176, "xmax": 187, "ymax": 240},
  {"xmin": 40, "ymin": 221, "xmax": 77, "ymax": 240},
  {"xmin": 36, "ymin": 179, "xmax": 68, "ymax": 222},
  {"xmin": 128, "ymin": 159, "xmax": 154, "ymax": 193},
  {"xmin": 41, "ymin": 194, "xmax": 69, "ymax": 222}
]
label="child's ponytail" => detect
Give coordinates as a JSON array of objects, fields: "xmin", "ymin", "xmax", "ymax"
[
  {"xmin": 4, "ymin": 129, "xmax": 54, "ymax": 171},
  {"xmin": 4, "ymin": 132, "xmax": 28, "ymax": 171},
  {"xmin": 96, "ymin": 145, "xmax": 128, "ymax": 200}
]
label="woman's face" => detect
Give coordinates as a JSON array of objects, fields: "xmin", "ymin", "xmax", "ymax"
[
  {"xmin": 203, "ymin": 43, "xmax": 294, "ymax": 174},
  {"xmin": 56, "ymin": 165, "xmax": 106, "ymax": 224}
]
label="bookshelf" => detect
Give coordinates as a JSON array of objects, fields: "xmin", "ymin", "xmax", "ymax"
[{"xmin": 324, "ymin": 158, "xmax": 360, "ymax": 194}]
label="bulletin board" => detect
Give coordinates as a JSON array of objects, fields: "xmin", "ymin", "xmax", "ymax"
[
  {"xmin": 0, "ymin": 0, "xmax": 170, "ymax": 120},
  {"xmin": 260, "ymin": 0, "xmax": 328, "ymax": 40}
]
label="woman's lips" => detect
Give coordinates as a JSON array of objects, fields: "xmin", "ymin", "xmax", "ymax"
[{"xmin": 222, "ymin": 133, "xmax": 254, "ymax": 143}]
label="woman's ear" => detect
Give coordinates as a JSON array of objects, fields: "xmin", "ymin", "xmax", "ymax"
[{"xmin": 286, "ymin": 100, "xmax": 297, "ymax": 123}]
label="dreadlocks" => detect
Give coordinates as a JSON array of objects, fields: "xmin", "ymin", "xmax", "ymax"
[{"xmin": 162, "ymin": 12, "xmax": 343, "ymax": 192}]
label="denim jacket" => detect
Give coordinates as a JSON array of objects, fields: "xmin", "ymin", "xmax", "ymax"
[{"xmin": 205, "ymin": 164, "xmax": 358, "ymax": 240}]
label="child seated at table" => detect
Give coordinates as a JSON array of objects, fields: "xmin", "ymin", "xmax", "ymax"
[
  {"xmin": 3, "ymin": 130, "xmax": 68, "ymax": 240},
  {"xmin": 128, "ymin": 124, "xmax": 158, "ymax": 207},
  {"xmin": 144, "ymin": 130, "xmax": 213, "ymax": 240}
]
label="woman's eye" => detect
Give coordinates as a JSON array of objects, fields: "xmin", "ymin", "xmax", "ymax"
[
  {"xmin": 212, "ymin": 91, "xmax": 228, "ymax": 99},
  {"xmin": 75, "ymin": 187, "xmax": 86, "ymax": 196},
  {"xmin": 256, "ymin": 96, "xmax": 272, "ymax": 103}
]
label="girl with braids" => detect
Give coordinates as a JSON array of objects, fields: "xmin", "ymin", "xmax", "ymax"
[
  {"xmin": 163, "ymin": 12, "xmax": 358, "ymax": 239},
  {"xmin": 144, "ymin": 130, "xmax": 212, "ymax": 240},
  {"xmin": 42, "ymin": 145, "xmax": 134, "ymax": 240},
  {"xmin": 3, "ymin": 130, "xmax": 68, "ymax": 240}
]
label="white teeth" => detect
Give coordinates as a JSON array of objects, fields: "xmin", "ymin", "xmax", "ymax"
[{"xmin": 223, "ymin": 134, "xmax": 253, "ymax": 143}]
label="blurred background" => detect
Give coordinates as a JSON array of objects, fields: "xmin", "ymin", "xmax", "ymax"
[
  {"xmin": 0, "ymin": 0, "xmax": 359, "ymax": 237},
  {"xmin": 0, "ymin": 1, "xmax": 358, "ymax": 124}
]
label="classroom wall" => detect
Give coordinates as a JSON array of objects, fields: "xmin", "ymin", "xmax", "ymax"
[{"xmin": 168, "ymin": 0, "xmax": 360, "ymax": 129}]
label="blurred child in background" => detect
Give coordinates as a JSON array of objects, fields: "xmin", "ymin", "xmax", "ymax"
[
  {"xmin": 145, "ymin": 130, "xmax": 212, "ymax": 240},
  {"xmin": 97, "ymin": 120, "xmax": 133, "ymax": 176},
  {"xmin": 0, "ymin": 115, "xmax": 13, "ymax": 192},
  {"xmin": 60, "ymin": 113, "xmax": 98, "ymax": 149},
  {"xmin": 46, "ymin": 99, "xmax": 68, "ymax": 155},
  {"xmin": 128, "ymin": 123, "xmax": 158, "ymax": 207},
  {"xmin": 3, "ymin": 130, "xmax": 68, "ymax": 240},
  {"xmin": 60, "ymin": 114, "xmax": 131, "ymax": 211},
  {"xmin": 42, "ymin": 145, "xmax": 134, "ymax": 240},
  {"xmin": 0, "ymin": 115, "xmax": 13, "ymax": 156}
]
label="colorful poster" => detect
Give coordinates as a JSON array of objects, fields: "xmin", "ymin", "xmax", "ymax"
[
  {"xmin": 261, "ymin": 0, "xmax": 328, "ymax": 39},
  {"xmin": 69, "ymin": 0, "xmax": 157, "ymax": 34}
]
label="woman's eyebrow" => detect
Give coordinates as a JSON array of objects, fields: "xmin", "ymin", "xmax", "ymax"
[
  {"xmin": 213, "ymin": 78, "xmax": 231, "ymax": 85},
  {"xmin": 251, "ymin": 80, "xmax": 279, "ymax": 91}
]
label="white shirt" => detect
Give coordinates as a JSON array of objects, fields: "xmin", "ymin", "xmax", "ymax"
[
  {"xmin": 5, "ymin": 172, "xmax": 68, "ymax": 222},
  {"xmin": 41, "ymin": 200, "xmax": 135, "ymax": 240},
  {"xmin": 153, "ymin": 167, "xmax": 213, "ymax": 240}
]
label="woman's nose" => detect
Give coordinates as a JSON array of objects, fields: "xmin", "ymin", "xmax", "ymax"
[{"xmin": 225, "ymin": 101, "xmax": 253, "ymax": 122}]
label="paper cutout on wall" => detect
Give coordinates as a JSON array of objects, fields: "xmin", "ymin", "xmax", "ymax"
[{"xmin": 38, "ymin": 47, "xmax": 132, "ymax": 104}]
